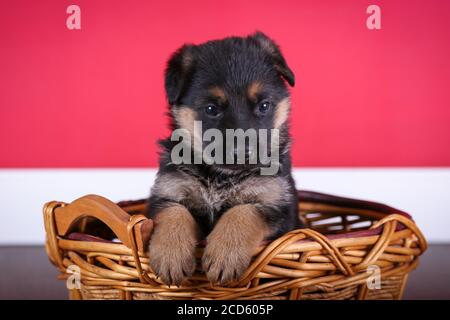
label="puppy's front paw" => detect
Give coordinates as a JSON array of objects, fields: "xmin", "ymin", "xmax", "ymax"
[
  {"xmin": 202, "ymin": 238, "xmax": 252, "ymax": 285},
  {"xmin": 148, "ymin": 206, "xmax": 199, "ymax": 286},
  {"xmin": 148, "ymin": 237, "xmax": 196, "ymax": 286},
  {"xmin": 201, "ymin": 204, "xmax": 269, "ymax": 285}
]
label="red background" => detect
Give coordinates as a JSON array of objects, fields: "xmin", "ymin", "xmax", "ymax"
[{"xmin": 1, "ymin": 0, "xmax": 449, "ymax": 168}]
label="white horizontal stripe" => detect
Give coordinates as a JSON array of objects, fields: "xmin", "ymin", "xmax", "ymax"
[{"xmin": 0, "ymin": 168, "xmax": 449, "ymax": 244}]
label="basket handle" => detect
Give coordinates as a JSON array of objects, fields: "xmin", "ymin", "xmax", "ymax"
[{"xmin": 52, "ymin": 194, "xmax": 153, "ymax": 254}]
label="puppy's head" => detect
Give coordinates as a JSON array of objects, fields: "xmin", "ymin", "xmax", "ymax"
[{"xmin": 165, "ymin": 32, "xmax": 295, "ymax": 170}]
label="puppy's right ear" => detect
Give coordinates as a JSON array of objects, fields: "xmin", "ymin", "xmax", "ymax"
[{"xmin": 165, "ymin": 45, "xmax": 196, "ymax": 105}]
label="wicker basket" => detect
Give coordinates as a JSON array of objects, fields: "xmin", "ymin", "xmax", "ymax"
[{"xmin": 43, "ymin": 190, "xmax": 427, "ymax": 300}]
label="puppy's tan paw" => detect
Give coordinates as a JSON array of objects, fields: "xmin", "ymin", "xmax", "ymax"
[
  {"xmin": 202, "ymin": 239, "xmax": 252, "ymax": 285},
  {"xmin": 149, "ymin": 237, "xmax": 196, "ymax": 286},
  {"xmin": 201, "ymin": 204, "xmax": 269, "ymax": 285},
  {"xmin": 148, "ymin": 206, "xmax": 199, "ymax": 286}
]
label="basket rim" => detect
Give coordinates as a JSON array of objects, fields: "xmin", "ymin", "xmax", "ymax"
[
  {"xmin": 66, "ymin": 190, "xmax": 415, "ymax": 246},
  {"xmin": 297, "ymin": 190, "xmax": 411, "ymax": 219}
]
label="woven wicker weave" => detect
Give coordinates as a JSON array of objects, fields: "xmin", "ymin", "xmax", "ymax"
[{"xmin": 43, "ymin": 190, "xmax": 427, "ymax": 300}]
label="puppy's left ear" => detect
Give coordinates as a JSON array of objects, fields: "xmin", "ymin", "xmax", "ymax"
[
  {"xmin": 250, "ymin": 31, "xmax": 295, "ymax": 87},
  {"xmin": 165, "ymin": 44, "xmax": 197, "ymax": 105}
]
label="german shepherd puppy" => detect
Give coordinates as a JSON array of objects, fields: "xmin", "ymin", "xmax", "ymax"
[{"xmin": 147, "ymin": 32, "xmax": 300, "ymax": 286}]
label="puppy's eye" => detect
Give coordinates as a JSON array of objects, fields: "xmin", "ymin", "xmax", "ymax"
[
  {"xmin": 204, "ymin": 104, "xmax": 221, "ymax": 117},
  {"xmin": 258, "ymin": 100, "xmax": 271, "ymax": 114}
]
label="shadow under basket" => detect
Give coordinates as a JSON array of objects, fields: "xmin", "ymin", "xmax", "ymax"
[{"xmin": 43, "ymin": 190, "xmax": 427, "ymax": 300}]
